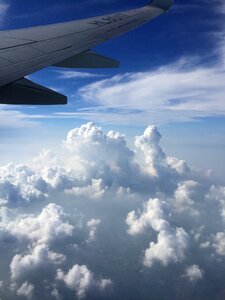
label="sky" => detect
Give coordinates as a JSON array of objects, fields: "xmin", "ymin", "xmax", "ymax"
[
  {"xmin": 0, "ymin": 0, "xmax": 225, "ymax": 299},
  {"xmin": 0, "ymin": 0, "xmax": 224, "ymax": 178}
]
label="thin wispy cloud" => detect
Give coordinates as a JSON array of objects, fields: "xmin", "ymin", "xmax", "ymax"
[
  {"xmin": 0, "ymin": 107, "xmax": 40, "ymax": 128},
  {"xmin": 28, "ymin": 59, "xmax": 225, "ymax": 125},
  {"xmin": 71, "ymin": 0, "xmax": 225, "ymax": 126},
  {"xmin": 0, "ymin": 0, "xmax": 9, "ymax": 16},
  {"xmin": 0, "ymin": 0, "xmax": 9, "ymax": 26},
  {"xmin": 1, "ymin": 0, "xmax": 224, "ymax": 128},
  {"xmin": 57, "ymin": 70, "xmax": 107, "ymax": 79},
  {"xmin": 74, "ymin": 58, "xmax": 225, "ymax": 124}
]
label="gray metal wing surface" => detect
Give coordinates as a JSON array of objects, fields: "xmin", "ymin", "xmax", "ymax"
[{"xmin": 0, "ymin": 0, "xmax": 173, "ymax": 105}]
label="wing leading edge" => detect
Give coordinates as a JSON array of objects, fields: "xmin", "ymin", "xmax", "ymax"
[
  {"xmin": 0, "ymin": 0, "xmax": 173, "ymax": 105},
  {"xmin": 53, "ymin": 51, "xmax": 120, "ymax": 69}
]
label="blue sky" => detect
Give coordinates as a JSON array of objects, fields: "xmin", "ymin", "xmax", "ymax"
[{"xmin": 0, "ymin": 0, "xmax": 225, "ymax": 178}]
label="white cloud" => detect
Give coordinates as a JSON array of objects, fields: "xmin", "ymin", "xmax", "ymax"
[
  {"xmin": 41, "ymin": 166, "xmax": 75, "ymax": 191},
  {"xmin": 184, "ymin": 265, "xmax": 204, "ymax": 283},
  {"xmin": 0, "ymin": 108, "xmax": 40, "ymax": 129},
  {"xmin": 56, "ymin": 265, "xmax": 112, "ymax": 299},
  {"xmin": 64, "ymin": 122, "xmax": 137, "ymax": 187},
  {"xmin": 173, "ymin": 181, "xmax": 199, "ymax": 215},
  {"xmin": 206, "ymin": 185, "xmax": 225, "ymax": 222},
  {"xmin": 166, "ymin": 156, "xmax": 189, "ymax": 175},
  {"xmin": 10, "ymin": 244, "xmax": 65, "ymax": 282},
  {"xmin": 212, "ymin": 232, "xmax": 225, "ymax": 256},
  {"xmin": 16, "ymin": 282, "xmax": 34, "ymax": 299},
  {"xmin": 0, "ymin": 123, "xmax": 224, "ymax": 298},
  {"xmin": 87, "ymin": 219, "xmax": 101, "ymax": 241},
  {"xmin": 0, "ymin": 163, "xmax": 47, "ymax": 207},
  {"xmin": 32, "ymin": 150, "xmax": 61, "ymax": 170},
  {"xmin": 66, "ymin": 179, "xmax": 106, "ymax": 200},
  {"xmin": 2, "ymin": 203, "xmax": 74, "ymax": 246},
  {"xmin": 126, "ymin": 198, "xmax": 163, "ymax": 236},
  {"xmin": 135, "ymin": 125, "xmax": 166, "ymax": 177},
  {"xmin": 57, "ymin": 71, "xmax": 106, "ymax": 79},
  {"xmin": 144, "ymin": 227, "xmax": 189, "ymax": 268},
  {"xmin": 126, "ymin": 198, "xmax": 189, "ymax": 267},
  {"xmin": 51, "ymin": 288, "xmax": 61, "ymax": 300},
  {"xmin": 63, "ymin": 0, "xmax": 225, "ymax": 127},
  {"xmin": 77, "ymin": 61, "xmax": 225, "ymax": 124},
  {"xmin": 0, "ymin": 1, "xmax": 224, "ymax": 130}
]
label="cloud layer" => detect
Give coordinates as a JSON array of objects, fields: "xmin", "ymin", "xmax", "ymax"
[
  {"xmin": 0, "ymin": 122, "xmax": 224, "ymax": 299},
  {"xmin": 77, "ymin": 61, "xmax": 225, "ymax": 125}
]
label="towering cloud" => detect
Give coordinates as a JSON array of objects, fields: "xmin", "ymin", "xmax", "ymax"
[{"xmin": 135, "ymin": 125, "xmax": 166, "ymax": 177}]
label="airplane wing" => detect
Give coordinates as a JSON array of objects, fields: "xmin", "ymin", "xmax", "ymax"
[{"xmin": 0, "ymin": 0, "xmax": 173, "ymax": 105}]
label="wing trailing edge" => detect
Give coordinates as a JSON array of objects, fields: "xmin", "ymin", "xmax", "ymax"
[
  {"xmin": 53, "ymin": 51, "xmax": 120, "ymax": 69},
  {"xmin": 0, "ymin": 78, "xmax": 67, "ymax": 105}
]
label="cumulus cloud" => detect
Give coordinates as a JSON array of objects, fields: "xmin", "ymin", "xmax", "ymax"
[
  {"xmin": 0, "ymin": 123, "xmax": 224, "ymax": 299},
  {"xmin": 16, "ymin": 282, "xmax": 34, "ymax": 299},
  {"xmin": 184, "ymin": 265, "xmax": 204, "ymax": 283},
  {"xmin": 212, "ymin": 232, "xmax": 225, "ymax": 256},
  {"xmin": 56, "ymin": 265, "xmax": 112, "ymax": 299},
  {"xmin": 51, "ymin": 288, "xmax": 61, "ymax": 300},
  {"xmin": 66, "ymin": 179, "xmax": 106, "ymax": 200},
  {"xmin": 2, "ymin": 203, "xmax": 74, "ymax": 246},
  {"xmin": 166, "ymin": 156, "xmax": 189, "ymax": 175},
  {"xmin": 0, "ymin": 163, "xmax": 47, "ymax": 207},
  {"xmin": 10, "ymin": 244, "xmax": 65, "ymax": 282},
  {"xmin": 127, "ymin": 198, "xmax": 189, "ymax": 267},
  {"xmin": 144, "ymin": 227, "xmax": 189, "ymax": 268},
  {"xmin": 206, "ymin": 185, "xmax": 225, "ymax": 222},
  {"xmin": 63, "ymin": 122, "xmax": 140, "ymax": 190},
  {"xmin": 173, "ymin": 181, "xmax": 199, "ymax": 216},
  {"xmin": 135, "ymin": 125, "xmax": 173, "ymax": 179},
  {"xmin": 87, "ymin": 219, "xmax": 101, "ymax": 241}
]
